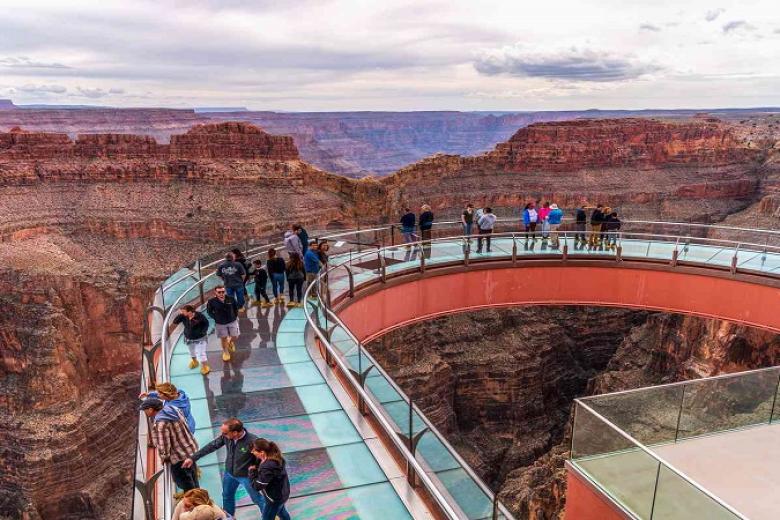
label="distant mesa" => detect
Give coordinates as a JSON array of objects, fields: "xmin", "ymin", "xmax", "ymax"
[
  {"xmin": 194, "ymin": 107, "xmax": 249, "ymax": 113},
  {"xmin": 0, "ymin": 99, "xmax": 17, "ymax": 110}
]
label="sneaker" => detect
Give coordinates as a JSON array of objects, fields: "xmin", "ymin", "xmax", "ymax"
[
  {"xmin": 188, "ymin": 358, "xmax": 199, "ymax": 370},
  {"xmin": 287, "ymin": 301, "xmax": 296, "ymax": 308},
  {"xmin": 260, "ymin": 301, "xmax": 273, "ymax": 308},
  {"xmin": 222, "ymin": 350, "xmax": 231, "ymax": 362},
  {"xmin": 200, "ymin": 363, "xmax": 211, "ymax": 375}
]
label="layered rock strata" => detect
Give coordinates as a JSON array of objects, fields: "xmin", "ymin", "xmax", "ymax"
[{"xmin": 369, "ymin": 308, "xmax": 780, "ymax": 519}]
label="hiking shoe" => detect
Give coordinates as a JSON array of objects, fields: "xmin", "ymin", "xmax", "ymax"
[
  {"xmin": 228, "ymin": 340, "xmax": 236, "ymax": 352},
  {"xmin": 200, "ymin": 363, "xmax": 211, "ymax": 375},
  {"xmin": 222, "ymin": 350, "xmax": 231, "ymax": 362},
  {"xmin": 188, "ymin": 358, "xmax": 199, "ymax": 370},
  {"xmin": 286, "ymin": 301, "xmax": 296, "ymax": 308},
  {"xmin": 260, "ymin": 301, "xmax": 273, "ymax": 308}
]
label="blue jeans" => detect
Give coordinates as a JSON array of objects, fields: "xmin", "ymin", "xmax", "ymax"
[
  {"xmin": 263, "ymin": 500, "xmax": 291, "ymax": 520},
  {"xmin": 463, "ymin": 223, "xmax": 473, "ymax": 236},
  {"xmin": 226, "ymin": 286, "xmax": 245, "ymax": 308},
  {"xmin": 270, "ymin": 272, "xmax": 285, "ymax": 298},
  {"xmin": 222, "ymin": 472, "xmax": 265, "ymax": 515}
]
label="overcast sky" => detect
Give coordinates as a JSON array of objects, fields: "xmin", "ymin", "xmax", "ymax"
[{"xmin": 0, "ymin": 0, "xmax": 778, "ymax": 111}]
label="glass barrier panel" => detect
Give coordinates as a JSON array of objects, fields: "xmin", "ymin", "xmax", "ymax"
[
  {"xmin": 678, "ymin": 368, "xmax": 779, "ymax": 440},
  {"xmin": 585, "ymin": 384, "xmax": 684, "ymax": 446},
  {"xmin": 651, "ymin": 464, "xmax": 739, "ymax": 520},
  {"xmin": 572, "ymin": 403, "xmax": 659, "ymax": 519},
  {"xmin": 772, "ymin": 377, "xmax": 780, "ymax": 424}
]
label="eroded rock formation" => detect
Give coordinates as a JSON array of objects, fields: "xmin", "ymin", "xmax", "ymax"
[
  {"xmin": 1, "ymin": 114, "xmax": 779, "ymax": 519},
  {"xmin": 369, "ymin": 308, "xmax": 780, "ymax": 519}
]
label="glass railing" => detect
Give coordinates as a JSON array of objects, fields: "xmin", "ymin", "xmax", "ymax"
[
  {"xmin": 570, "ymin": 367, "xmax": 780, "ymax": 520},
  {"xmin": 138, "ymin": 220, "xmax": 780, "ymax": 519}
]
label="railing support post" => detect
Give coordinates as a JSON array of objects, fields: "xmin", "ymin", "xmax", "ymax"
[
  {"xmin": 731, "ymin": 244, "xmax": 740, "ymax": 274},
  {"xmin": 397, "ymin": 398, "xmax": 430, "ymax": 488},
  {"xmin": 420, "ymin": 246, "xmax": 426, "ymax": 273},
  {"xmin": 390, "ymin": 224, "xmax": 395, "ymax": 246},
  {"xmin": 671, "ymin": 249, "xmax": 679, "ymax": 267},
  {"xmin": 197, "ymin": 260, "xmax": 205, "ymax": 305},
  {"xmin": 346, "ymin": 267, "xmax": 354, "ymax": 298},
  {"xmin": 562, "ymin": 243, "xmax": 568, "ymax": 261},
  {"xmin": 511, "ymin": 236, "xmax": 517, "ymax": 265},
  {"xmin": 134, "ymin": 470, "xmax": 163, "ymax": 520},
  {"xmin": 492, "ymin": 493, "xmax": 499, "ymax": 520},
  {"xmin": 464, "ymin": 238, "xmax": 470, "ymax": 266},
  {"xmin": 379, "ymin": 252, "xmax": 386, "ymax": 283}
]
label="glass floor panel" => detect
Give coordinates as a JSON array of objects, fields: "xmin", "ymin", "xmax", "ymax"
[{"xmin": 171, "ymin": 361, "xmax": 325, "ymax": 399}]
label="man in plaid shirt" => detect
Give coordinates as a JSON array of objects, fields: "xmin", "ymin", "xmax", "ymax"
[{"xmin": 141, "ymin": 397, "xmax": 199, "ymax": 491}]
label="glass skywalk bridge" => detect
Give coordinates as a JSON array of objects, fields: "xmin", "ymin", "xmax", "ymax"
[{"xmin": 135, "ymin": 219, "xmax": 780, "ymax": 520}]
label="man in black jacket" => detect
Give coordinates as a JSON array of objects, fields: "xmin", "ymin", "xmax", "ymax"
[
  {"xmin": 589, "ymin": 204, "xmax": 605, "ymax": 248},
  {"xmin": 206, "ymin": 286, "xmax": 239, "ymax": 362},
  {"xmin": 182, "ymin": 418, "xmax": 264, "ymax": 516},
  {"xmin": 172, "ymin": 304, "xmax": 211, "ymax": 375}
]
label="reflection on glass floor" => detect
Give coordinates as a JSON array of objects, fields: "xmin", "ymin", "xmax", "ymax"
[{"xmin": 169, "ymin": 303, "xmax": 412, "ymax": 519}]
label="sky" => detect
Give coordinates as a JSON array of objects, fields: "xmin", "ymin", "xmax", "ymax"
[{"xmin": 0, "ymin": 0, "xmax": 778, "ymax": 111}]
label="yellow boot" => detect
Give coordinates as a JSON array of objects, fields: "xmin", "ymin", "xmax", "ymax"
[
  {"xmin": 188, "ymin": 358, "xmax": 199, "ymax": 370},
  {"xmin": 200, "ymin": 362, "xmax": 211, "ymax": 375}
]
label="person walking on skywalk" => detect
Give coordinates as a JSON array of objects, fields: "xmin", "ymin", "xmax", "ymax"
[
  {"xmin": 172, "ymin": 304, "xmax": 211, "ymax": 375},
  {"xmin": 182, "ymin": 418, "xmax": 266, "ymax": 517},
  {"xmin": 206, "ymin": 286, "xmax": 240, "ymax": 362}
]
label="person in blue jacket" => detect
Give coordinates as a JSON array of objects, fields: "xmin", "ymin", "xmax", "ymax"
[
  {"xmin": 142, "ymin": 381, "xmax": 196, "ymax": 433},
  {"xmin": 303, "ymin": 241, "xmax": 321, "ymax": 298},
  {"xmin": 548, "ymin": 203, "xmax": 564, "ymax": 249}
]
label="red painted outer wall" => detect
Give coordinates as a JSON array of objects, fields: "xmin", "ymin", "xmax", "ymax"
[
  {"xmin": 337, "ymin": 266, "xmax": 780, "ymax": 343},
  {"xmin": 565, "ymin": 463, "xmax": 630, "ymax": 520}
]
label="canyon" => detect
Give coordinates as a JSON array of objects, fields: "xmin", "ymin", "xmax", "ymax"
[
  {"xmin": 369, "ymin": 308, "xmax": 780, "ymax": 519},
  {"xmin": 0, "ymin": 111, "xmax": 779, "ymax": 519}
]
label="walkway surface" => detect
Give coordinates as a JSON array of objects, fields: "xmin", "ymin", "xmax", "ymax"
[
  {"xmin": 168, "ymin": 287, "xmax": 416, "ymax": 520},
  {"xmin": 574, "ymin": 423, "xmax": 780, "ymax": 519}
]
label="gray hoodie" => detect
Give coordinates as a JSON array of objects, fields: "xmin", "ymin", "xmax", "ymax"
[{"xmin": 284, "ymin": 230, "xmax": 303, "ymax": 257}]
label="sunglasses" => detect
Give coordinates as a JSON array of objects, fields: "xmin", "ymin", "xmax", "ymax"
[{"xmin": 216, "ymin": 290, "xmax": 226, "ymax": 294}]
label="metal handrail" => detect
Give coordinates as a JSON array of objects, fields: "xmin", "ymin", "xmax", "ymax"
[
  {"xmin": 314, "ymin": 302, "xmax": 517, "ymax": 519},
  {"xmin": 302, "ymin": 293, "xmax": 465, "ymax": 519},
  {"xmin": 574, "ymin": 399, "xmax": 748, "ymax": 520},
  {"xmin": 143, "ymin": 222, "xmax": 780, "ymax": 520},
  {"xmin": 158, "ymin": 218, "xmax": 780, "ymax": 295}
]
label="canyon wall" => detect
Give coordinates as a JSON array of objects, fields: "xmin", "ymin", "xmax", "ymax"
[
  {"xmin": 379, "ymin": 117, "xmax": 768, "ymax": 223},
  {"xmin": 0, "ymin": 114, "xmax": 778, "ymax": 518},
  {"xmin": 370, "ymin": 308, "xmax": 780, "ymax": 519}
]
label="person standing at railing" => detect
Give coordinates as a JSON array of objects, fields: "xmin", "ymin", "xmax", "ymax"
[
  {"xmin": 603, "ymin": 211, "xmax": 621, "ymax": 250},
  {"xmin": 283, "ymin": 226, "xmax": 303, "ymax": 258},
  {"xmin": 250, "ymin": 438, "xmax": 291, "ymax": 520},
  {"xmin": 589, "ymin": 204, "xmax": 605, "ymax": 248},
  {"xmin": 538, "ymin": 201, "xmax": 551, "ymax": 242},
  {"xmin": 141, "ymin": 397, "xmax": 200, "ymax": 492},
  {"xmin": 170, "ymin": 305, "xmax": 211, "ymax": 375},
  {"xmin": 142, "ymin": 382, "xmax": 198, "ymax": 432},
  {"xmin": 575, "ymin": 204, "xmax": 588, "ymax": 247},
  {"xmin": 461, "ymin": 203, "xmax": 475, "ymax": 238},
  {"xmin": 206, "ymin": 286, "xmax": 240, "ymax": 362},
  {"xmin": 419, "ymin": 204, "xmax": 434, "ymax": 259},
  {"xmin": 267, "ymin": 248, "xmax": 287, "ymax": 305},
  {"xmin": 231, "ymin": 248, "xmax": 251, "ymax": 308},
  {"xmin": 548, "ymin": 203, "xmax": 564, "ymax": 249},
  {"xmin": 317, "ymin": 240, "xmax": 330, "ymax": 266},
  {"xmin": 285, "ymin": 252, "xmax": 305, "ymax": 308},
  {"xmin": 400, "ymin": 208, "xmax": 416, "ymax": 261},
  {"xmin": 251, "ymin": 259, "xmax": 273, "ymax": 308},
  {"xmin": 304, "ymin": 241, "xmax": 321, "ymax": 299},
  {"xmin": 216, "ymin": 253, "xmax": 247, "ymax": 310},
  {"xmin": 182, "ymin": 418, "xmax": 266, "ymax": 517},
  {"xmin": 476, "ymin": 207, "xmax": 497, "ymax": 253},
  {"xmin": 295, "ymin": 223, "xmax": 309, "ymax": 252},
  {"xmin": 522, "ymin": 202, "xmax": 538, "ymax": 242}
]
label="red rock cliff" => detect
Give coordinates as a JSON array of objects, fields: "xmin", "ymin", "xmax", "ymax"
[{"xmin": 0, "ymin": 121, "xmax": 299, "ymax": 162}]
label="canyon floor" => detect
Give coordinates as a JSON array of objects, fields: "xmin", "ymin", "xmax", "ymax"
[{"xmin": 1, "ymin": 110, "xmax": 779, "ymax": 519}]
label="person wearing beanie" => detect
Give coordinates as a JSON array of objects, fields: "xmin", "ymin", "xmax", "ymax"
[{"xmin": 141, "ymin": 382, "xmax": 196, "ymax": 433}]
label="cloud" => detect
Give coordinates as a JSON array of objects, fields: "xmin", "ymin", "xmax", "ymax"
[
  {"xmin": 722, "ymin": 20, "xmax": 755, "ymax": 33},
  {"xmin": 15, "ymin": 83, "xmax": 67, "ymax": 94},
  {"xmin": 474, "ymin": 46, "xmax": 661, "ymax": 82},
  {"xmin": 705, "ymin": 8, "xmax": 725, "ymax": 22},
  {"xmin": 0, "ymin": 56, "xmax": 70, "ymax": 69},
  {"xmin": 73, "ymin": 86, "xmax": 124, "ymax": 98},
  {"xmin": 639, "ymin": 23, "xmax": 661, "ymax": 32}
]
